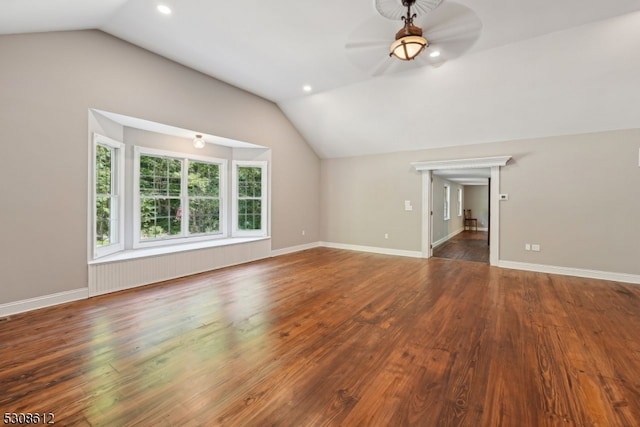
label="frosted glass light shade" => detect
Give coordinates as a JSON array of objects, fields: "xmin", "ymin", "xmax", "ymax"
[
  {"xmin": 193, "ymin": 135, "xmax": 205, "ymax": 149},
  {"xmin": 390, "ymin": 35, "xmax": 427, "ymax": 60}
]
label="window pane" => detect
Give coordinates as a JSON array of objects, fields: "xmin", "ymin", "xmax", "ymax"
[
  {"xmin": 96, "ymin": 196, "xmax": 111, "ymax": 246},
  {"xmin": 140, "ymin": 197, "xmax": 181, "ymax": 240},
  {"xmin": 238, "ymin": 167, "xmax": 262, "ymax": 197},
  {"xmin": 238, "ymin": 199, "xmax": 261, "ymax": 230},
  {"xmin": 188, "ymin": 162, "xmax": 219, "ymax": 197},
  {"xmin": 140, "ymin": 155, "xmax": 159, "ymax": 196},
  {"xmin": 189, "ymin": 199, "xmax": 220, "ymax": 234},
  {"xmin": 140, "ymin": 155, "xmax": 182, "ymax": 197},
  {"xmin": 96, "ymin": 145, "xmax": 112, "ymax": 195}
]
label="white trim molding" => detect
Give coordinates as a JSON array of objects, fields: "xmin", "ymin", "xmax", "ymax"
[
  {"xmin": 320, "ymin": 242, "xmax": 422, "ymax": 258},
  {"xmin": 432, "ymin": 228, "xmax": 464, "ymax": 248},
  {"xmin": 498, "ymin": 260, "xmax": 640, "ymax": 285},
  {"xmin": 411, "ymin": 156, "xmax": 512, "ymax": 171},
  {"xmin": 271, "ymin": 242, "xmax": 321, "ymax": 257},
  {"xmin": 0, "ymin": 288, "xmax": 89, "ymax": 317},
  {"xmin": 421, "ymin": 171, "xmax": 432, "ymax": 259}
]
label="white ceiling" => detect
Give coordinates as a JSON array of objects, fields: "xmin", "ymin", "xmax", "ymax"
[{"xmin": 2, "ymin": 0, "xmax": 640, "ymax": 158}]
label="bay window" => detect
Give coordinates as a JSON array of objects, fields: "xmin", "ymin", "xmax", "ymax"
[{"xmin": 90, "ymin": 133, "xmax": 269, "ymax": 261}]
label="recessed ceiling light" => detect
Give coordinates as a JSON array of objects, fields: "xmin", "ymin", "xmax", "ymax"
[
  {"xmin": 303, "ymin": 85, "xmax": 312, "ymax": 92},
  {"xmin": 157, "ymin": 4, "xmax": 172, "ymax": 15},
  {"xmin": 429, "ymin": 50, "xmax": 441, "ymax": 58}
]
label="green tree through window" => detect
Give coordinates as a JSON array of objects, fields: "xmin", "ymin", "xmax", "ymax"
[
  {"xmin": 93, "ymin": 133, "xmax": 124, "ymax": 258},
  {"xmin": 188, "ymin": 161, "xmax": 220, "ymax": 234},
  {"xmin": 96, "ymin": 144, "xmax": 112, "ymax": 246},
  {"xmin": 138, "ymin": 153, "xmax": 223, "ymax": 241},
  {"xmin": 139, "ymin": 155, "xmax": 182, "ymax": 240},
  {"xmin": 237, "ymin": 166, "xmax": 262, "ymax": 230}
]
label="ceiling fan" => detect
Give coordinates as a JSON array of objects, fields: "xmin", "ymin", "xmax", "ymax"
[{"xmin": 345, "ymin": 0, "xmax": 482, "ymax": 76}]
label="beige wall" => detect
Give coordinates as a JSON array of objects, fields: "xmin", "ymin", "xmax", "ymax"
[
  {"xmin": 321, "ymin": 129, "xmax": 640, "ymax": 275},
  {"xmin": 0, "ymin": 30, "xmax": 320, "ymax": 304},
  {"xmin": 464, "ymin": 185, "xmax": 489, "ymax": 229},
  {"xmin": 320, "ymin": 153, "xmax": 422, "ymax": 250}
]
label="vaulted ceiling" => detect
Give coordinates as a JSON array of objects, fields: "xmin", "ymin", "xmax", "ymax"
[{"xmin": 2, "ymin": 0, "xmax": 640, "ymax": 158}]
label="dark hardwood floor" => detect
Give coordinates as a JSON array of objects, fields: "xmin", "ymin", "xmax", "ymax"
[
  {"xmin": 433, "ymin": 230, "xmax": 489, "ymax": 263},
  {"xmin": 1, "ymin": 248, "xmax": 640, "ymax": 426}
]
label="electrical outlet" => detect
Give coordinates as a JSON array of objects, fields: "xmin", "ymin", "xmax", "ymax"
[
  {"xmin": 302, "ymin": 230, "xmax": 305, "ymax": 236},
  {"xmin": 532, "ymin": 244, "xmax": 541, "ymax": 252},
  {"xmin": 384, "ymin": 233, "xmax": 389, "ymax": 239}
]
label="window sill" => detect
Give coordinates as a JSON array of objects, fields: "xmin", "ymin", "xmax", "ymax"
[{"xmin": 89, "ymin": 236, "xmax": 270, "ymax": 265}]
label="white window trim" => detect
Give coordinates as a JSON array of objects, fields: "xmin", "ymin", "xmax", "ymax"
[
  {"xmin": 133, "ymin": 146, "xmax": 228, "ymax": 249},
  {"xmin": 457, "ymin": 187, "xmax": 463, "ymax": 217},
  {"xmin": 232, "ymin": 160, "xmax": 269, "ymax": 237},
  {"xmin": 444, "ymin": 184, "xmax": 451, "ymax": 221},
  {"xmin": 92, "ymin": 134, "xmax": 125, "ymax": 259}
]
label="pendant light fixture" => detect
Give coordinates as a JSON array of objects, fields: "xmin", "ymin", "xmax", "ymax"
[{"xmin": 389, "ymin": 0, "xmax": 428, "ymax": 61}]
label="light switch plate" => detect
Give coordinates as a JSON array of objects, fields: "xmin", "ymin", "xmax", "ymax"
[{"xmin": 404, "ymin": 200, "xmax": 413, "ymax": 211}]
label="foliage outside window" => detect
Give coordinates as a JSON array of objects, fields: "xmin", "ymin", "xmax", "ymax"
[
  {"xmin": 139, "ymin": 155, "xmax": 183, "ymax": 240},
  {"xmin": 233, "ymin": 161, "xmax": 268, "ymax": 236},
  {"xmin": 188, "ymin": 161, "xmax": 220, "ymax": 234},
  {"xmin": 93, "ymin": 134, "xmax": 124, "ymax": 258},
  {"xmin": 135, "ymin": 147, "xmax": 226, "ymax": 247}
]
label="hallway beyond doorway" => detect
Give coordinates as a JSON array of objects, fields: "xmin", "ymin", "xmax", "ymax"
[{"xmin": 433, "ymin": 231, "xmax": 489, "ymax": 263}]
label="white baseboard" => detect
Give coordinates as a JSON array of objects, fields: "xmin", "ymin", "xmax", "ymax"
[
  {"xmin": 0, "ymin": 288, "xmax": 89, "ymax": 317},
  {"xmin": 271, "ymin": 242, "xmax": 321, "ymax": 257},
  {"xmin": 432, "ymin": 228, "xmax": 464, "ymax": 248},
  {"xmin": 498, "ymin": 260, "xmax": 640, "ymax": 285},
  {"xmin": 320, "ymin": 242, "xmax": 423, "ymax": 258}
]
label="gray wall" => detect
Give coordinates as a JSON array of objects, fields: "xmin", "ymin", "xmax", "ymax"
[
  {"xmin": 464, "ymin": 185, "xmax": 489, "ymax": 229},
  {"xmin": 320, "ymin": 129, "xmax": 640, "ymax": 275},
  {"xmin": 432, "ymin": 176, "xmax": 464, "ymax": 244},
  {"xmin": 0, "ymin": 30, "xmax": 320, "ymax": 304}
]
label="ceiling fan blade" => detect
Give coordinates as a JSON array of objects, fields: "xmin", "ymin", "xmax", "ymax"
[
  {"xmin": 345, "ymin": 40, "xmax": 389, "ymax": 50},
  {"xmin": 345, "ymin": 15, "xmax": 397, "ymax": 75},
  {"xmin": 371, "ymin": 57, "xmax": 395, "ymax": 76},
  {"xmin": 416, "ymin": 3, "xmax": 477, "ymax": 32},
  {"xmin": 420, "ymin": 3, "xmax": 482, "ymax": 61}
]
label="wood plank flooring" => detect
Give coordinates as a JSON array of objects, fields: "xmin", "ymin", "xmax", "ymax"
[
  {"xmin": 433, "ymin": 231, "xmax": 489, "ymax": 263},
  {"xmin": 1, "ymin": 248, "xmax": 640, "ymax": 426}
]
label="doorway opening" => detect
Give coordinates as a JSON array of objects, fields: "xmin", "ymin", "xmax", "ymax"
[
  {"xmin": 411, "ymin": 156, "xmax": 511, "ymax": 266},
  {"xmin": 430, "ymin": 170, "xmax": 489, "ymax": 263}
]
